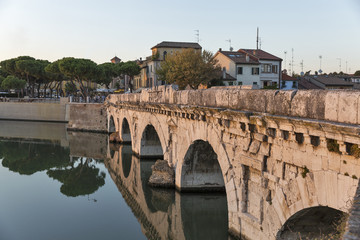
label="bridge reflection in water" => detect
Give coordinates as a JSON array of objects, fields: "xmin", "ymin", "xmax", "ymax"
[{"xmin": 105, "ymin": 144, "xmax": 230, "ymax": 240}]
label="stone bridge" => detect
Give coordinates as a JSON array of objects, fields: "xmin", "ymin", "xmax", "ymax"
[{"xmin": 105, "ymin": 86, "xmax": 360, "ymax": 239}]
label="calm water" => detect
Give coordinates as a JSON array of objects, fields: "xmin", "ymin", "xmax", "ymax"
[{"xmin": 0, "ymin": 121, "xmax": 229, "ymax": 240}]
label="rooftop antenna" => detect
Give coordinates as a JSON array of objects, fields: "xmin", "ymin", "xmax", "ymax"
[
  {"xmin": 346, "ymin": 61, "xmax": 348, "ymax": 74},
  {"xmin": 319, "ymin": 55, "xmax": 322, "ymax": 74},
  {"xmin": 337, "ymin": 58, "xmax": 342, "ymax": 72},
  {"xmin": 291, "ymin": 48, "xmax": 294, "ymax": 75},
  {"xmin": 300, "ymin": 60, "xmax": 304, "ymax": 76},
  {"xmin": 284, "ymin": 51, "xmax": 287, "ymax": 73},
  {"xmin": 226, "ymin": 39, "xmax": 233, "ymax": 51},
  {"xmin": 256, "ymin": 27, "xmax": 259, "ymax": 49},
  {"xmin": 194, "ymin": 30, "xmax": 200, "ymax": 43}
]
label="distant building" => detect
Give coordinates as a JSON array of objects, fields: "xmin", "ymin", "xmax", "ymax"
[
  {"xmin": 111, "ymin": 56, "xmax": 121, "ymax": 64},
  {"xmin": 214, "ymin": 48, "xmax": 282, "ymax": 88},
  {"xmin": 301, "ymin": 75, "xmax": 354, "ymax": 89},
  {"xmin": 213, "ymin": 49, "xmax": 260, "ymax": 86},
  {"xmin": 239, "ymin": 49, "xmax": 282, "ymax": 88},
  {"xmin": 136, "ymin": 41, "xmax": 202, "ymax": 89},
  {"xmin": 280, "ymin": 71, "xmax": 298, "ymax": 90}
]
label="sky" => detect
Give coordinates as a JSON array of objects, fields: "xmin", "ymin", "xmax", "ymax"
[{"xmin": 0, "ymin": 0, "xmax": 359, "ymax": 74}]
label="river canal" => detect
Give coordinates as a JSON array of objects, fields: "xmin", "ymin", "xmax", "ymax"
[{"xmin": 0, "ymin": 121, "xmax": 230, "ymax": 240}]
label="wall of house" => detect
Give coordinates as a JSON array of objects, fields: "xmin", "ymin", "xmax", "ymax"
[
  {"xmin": 236, "ymin": 64, "xmax": 261, "ymax": 86},
  {"xmin": 260, "ymin": 60, "xmax": 281, "ymax": 86},
  {"xmin": 214, "ymin": 53, "xmax": 233, "ymax": 76}
]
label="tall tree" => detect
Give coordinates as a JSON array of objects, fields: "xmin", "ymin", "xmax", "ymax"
[
  {"xmin": 156, "ymin": 49, "xmax": 221, "ymax": 89},
  {"xmin": 354, "ymin": 70, "xmax": 360, "ymax": 76},
  {"xmin": 97, "ymin": 62, "xmax": 122, "ymax": 89},
  {"xmin": 1, "ymin": 76, "xmax": 26, "ymax": 97},
  {"xmin": 120, "ymin": 61, "xmax": 140, "ymax": 92},
  {"xmin": 56, "ymin": 57, "xmax": 100, "ymax": 98}
]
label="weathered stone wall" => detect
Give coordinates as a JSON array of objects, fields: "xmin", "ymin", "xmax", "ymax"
[
  {"xmin": 344, "ymin": 180, "xmax": 360, "ymax": 240},
  {"xmin": 67, "ymin": 103, "xmax": 107, "ymax": 132},
  {"xmin": 107, "ymin": 85, "xmax": 360, "ymax": 125},
  {"xmin": 0, "ymin": 102, "xmax": 69, "ymax": 122}
]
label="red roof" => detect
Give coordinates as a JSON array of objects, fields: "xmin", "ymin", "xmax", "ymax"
[
  {"xmin": 216, "ymin": 51, "xmax": 259, "ymax": 64},
  {"xmin": 238, "ymin": 49, "xmax": 282, "ymax": 61},
  {"xmin": 282, "ymin": 73, "xmax": 297, "ymax": 81}
]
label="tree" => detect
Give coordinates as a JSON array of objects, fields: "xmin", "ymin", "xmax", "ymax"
[
  {"xmin": 49, "ymin": 57, "xmax": 100, "ymax": 98},
  {"xmin": 156, "ymin": 49, "xmax": 221, "ymax": 89},
  {"xmin": 1, "ymin": 75, "xmax": 26, "ymax": 97},
  {"xmin": 120, "ymin": 61, "xmax": 140, "ymax": 92},
  {"xmin": 354, "ymin": 70, "xmax": 360, "ymax": 76},
  {"xmin": 97, "ymin": 62, "xmax": 122, "ymax": 89}
]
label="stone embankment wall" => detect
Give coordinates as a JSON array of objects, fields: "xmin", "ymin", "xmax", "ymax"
[
  {"xmin": 0, "ymin": 101, "xmax": 69, "ymax": 122},
  {"xmin": 66, "ymin": 103, "xmax": 107, "ymax": 133},
  {"xmin": 107, "ymin": 85, "xmax": 360, "ymax": 125},
  {"xmin": 0, "ymin": 100, "xmax": 107, "ymax": 132}
]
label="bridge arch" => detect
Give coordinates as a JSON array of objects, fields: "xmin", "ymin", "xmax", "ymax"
[
  {"xmin": 108, "ymin": 115, "xmax": 116, "ymax": 133},
  {"xmin": 180, "ymin": 140, "xmax": 225, "ymax": 192},
  {"xmin": 120, "ymin": 118, "xmax": 131, "ymax": 143},
  {"xmin": 276, "ymin": 206, "xmax": 346, "ymax": 239},
  {"xmin": 135, "ymin": 115, "xmax": 167, "ymax": 159}
]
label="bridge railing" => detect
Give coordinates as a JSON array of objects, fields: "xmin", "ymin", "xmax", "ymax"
[{"xmin": 106, "ymin": 85, "xmax": 360, "ymax": 125}]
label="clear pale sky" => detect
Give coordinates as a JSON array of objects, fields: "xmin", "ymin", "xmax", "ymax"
[{"xmin": 0, "ymin": 0, "xmax": 359, "ymax": 74}]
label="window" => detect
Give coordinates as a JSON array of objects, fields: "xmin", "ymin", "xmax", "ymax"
[
  {"xmin": 253, "ymin": 82, "xmax": 258, "ymax": 85},
  {"xmin": 261, "ymin": 64, "xmax": 272, "ymax": 73},
  {"xmin": 252, "ymin": 67, "xmax": 259, "ymax": 75},
  {"xmin": 238, "ymin": 81, "xmax": 243, "ymax": 85},
  {"xmin": 228, "ymin": 82, "xmax": 234, "ymax": 86},
  {"xmin": 163, "ymin": 51, "xmax": 167, "ymax": 60},
  {"xmin": 237, "ymin": 67, "xmax": 243, "ymax": 75},
  {"xmin": 272, "ymin": 65, "xmax": 278, "ymax": 73}
]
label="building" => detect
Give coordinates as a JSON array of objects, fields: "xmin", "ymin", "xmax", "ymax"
[
  {"xmin": 238, "ymin": 49, "xmax": 282, "ymax": 88},
  {"xmin": 136, "ymin": 41, "xmax": 202, "ymax": 89},
  {"xmin": 213, "ymin": 49, "xmax": 260, "ymax": 86},
  {"xmin": 302, "ymin": 75, "xmax": 354, "ymax": 89},
  {"xmin": 280, "ymin": 71, "xmax": 298, "ymax": 90},
  {"xmin": 214, "ymin": 48, "xmax": 282, "ymax": 88}
]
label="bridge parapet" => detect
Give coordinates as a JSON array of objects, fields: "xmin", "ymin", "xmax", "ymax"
[{"xmin": 107, "ymin": 86, "xmax": 360, "ymax": 125}]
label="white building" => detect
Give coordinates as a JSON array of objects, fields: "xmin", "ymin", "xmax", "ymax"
[
  {"xmin": 239, "ymin": 49, "xmax": 282, "ymax": 88},
  {"xmin": 213, "ymin": 49, "xmax": 261, "ymax": 87}
]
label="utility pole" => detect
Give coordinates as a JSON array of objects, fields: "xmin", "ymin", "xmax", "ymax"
[
  {"xmin": 226, "ymin": 39, "xmax": 233, "ymax": 51},
  {"xmin": 291, "ymin": 48, "xmax": 294, "ymax": 75},
  {"xmin": 300, "ymin": 60, "xmax": 304, "ymax": 75},
  {"xmin": 284, "ymin": 51, "xmax": 287, "ymax": 73},
  {"xmin": 319, "ymin": 55, "xmax": 322, "ymax": 74},
  {"xmin": 346, "ymin": 61, "xmax": 348, "ymax": 74},
  {"xmin": 256, "ymin": 27, "xmax": 259, "ymax": 49},
  {"xmin": 195, "ymin": 30, "xmax": 200, "ymax": 43},
  {"xmin": 336, "ymin": 58, "xmax": 342, "ymax": 73}
]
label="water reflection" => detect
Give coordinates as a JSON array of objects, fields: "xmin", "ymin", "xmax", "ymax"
[
  {"xmin": 0, "ymin": 137, "xmax": 106, "ymax": 197},
  {"xmin": 106, "ymin": 143, "xmax": 229, "ymax": 240}
]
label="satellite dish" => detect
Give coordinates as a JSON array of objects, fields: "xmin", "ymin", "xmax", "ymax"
[{"xmin": 319, "ymin": 69, "xmax": 323, "ymax": 74}]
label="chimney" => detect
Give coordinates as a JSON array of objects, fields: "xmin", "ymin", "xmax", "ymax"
[
  {"xmin": 253, "ymin": 50, "xmax": 256, "ymax": 55},
  {"xmin": 219, "ymin": 48, "xmax": 222, "ymax": 52},
  {"xmin": 140, "ymin": 57, "xmax": 142, "ymax": 61},
  {"xmin": 246, "ymin": 54, "xmax": 249, "ymax": 62}
]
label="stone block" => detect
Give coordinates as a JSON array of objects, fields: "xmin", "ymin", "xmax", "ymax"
[
  {"xmin": 338, "ymin": 91, "xmax": 358, "ymax": 124},
  {"xmin": 290, "ymin": 90, "xmax": 326, "ymax": 119},
  {"xmin": 240, "ymin": 155, "xmax": 262, "ymax": 171},
  {"xmin": 259, "ymin": 142, "xmax": 270, "ymax": 156},
  {"xmin": 254, "ymin": 133, "xmax": 268, "ymax": 142},
  {"xmin": 310, "ymin": 153, "xmax": 322, "ymax": 171},
  {"xmin": 215, "ymin": 89, "xmax": 229, "ymax": 108},
  {"xmin": 249, "ymin": 140, "xmax": 261, "ymax": 154},
  {"xmin": 314, "ymin": 171, "xmax": 327, "ymax": 206},
  {"xmin": 321, "ymin": 156, "xmax": 329, "ymax": 170},
  {"xmin": 324, "ymin": 91, "xmax": 339, "ymax": 122},
  {"xmin": 328, "ymin": 152, "xmax": 341, "ymax": 172},
  {"xmin": 325, "ymin": 171, "xmax": 338, "ymax": 209}
]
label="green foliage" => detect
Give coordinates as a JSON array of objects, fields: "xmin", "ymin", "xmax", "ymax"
[
  {"xmin": 97, "ymin": 62, "xmax": 122, "ymax": 88},
  {"xmin": 354, "ymin": 70, "xmax": 360, "ymax": 76},
  {"xmin": 327, "ymin": 139, "xmax": 341, "ymax": 154},
  {"xmin": 352, "ymin": 175, "xmax": 358, "ymax": 179},
  {"xmin": 1, "ymin": 75, "xmax": 26, "ymax": 90},
  {"xmin": 120, "ymin": 61, "xmax": 140, "ymax": 78},
  {"xmin": 350, "ymin": 144, "xmax": 360, "ymax": 158},
  {"xmin": 152, "ymin": 51, "xmax": 160, "ymax": 60},
  {"xmin": 65, "ymin": 82, "xmax": 77, "ymax": 94},
  {"xmin": 301, "ymin": 166, "xmax": 309, "ymax": 178},
  {"xmin": 156, "ymin": 49, "xmax": 221, "ymax": 89}
]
